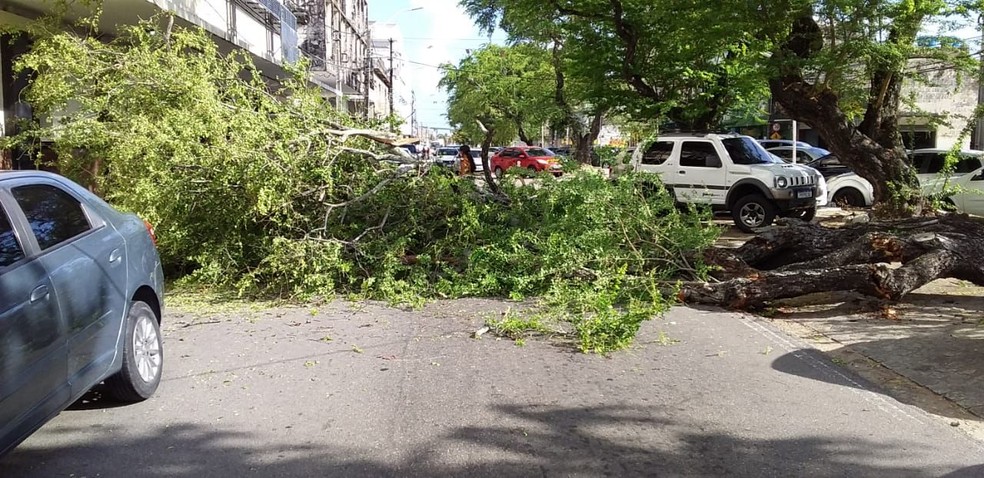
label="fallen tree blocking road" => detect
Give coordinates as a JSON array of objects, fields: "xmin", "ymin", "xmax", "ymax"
[{"xmin": 678, "ymin": 214, "xmax": 984, "ymax": 309}]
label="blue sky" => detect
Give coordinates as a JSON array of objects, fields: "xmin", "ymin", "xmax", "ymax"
[{"xmin": 369, "ymin": 0, "xmax": 507, "ymax": 131}]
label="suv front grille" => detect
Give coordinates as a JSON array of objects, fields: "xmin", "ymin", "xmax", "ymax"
[{"xmin": 789, "ymin": 175, "xmax": 815, "ymax": 187}]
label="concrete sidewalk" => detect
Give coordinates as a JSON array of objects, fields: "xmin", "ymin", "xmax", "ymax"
[{"xmin": 3, "ymin": 300, "xmax": 982, "ymax": 477}]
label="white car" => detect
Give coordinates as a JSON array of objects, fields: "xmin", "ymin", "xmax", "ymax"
[
  {"xmin": 623, "ymin": 133, "xmax": 825, "ymax": 232},
  {"xmin": 947, "ymin": 166, "xmax": 984, "ymax": 216},
  {"xmin": 824, "ymin": 173, "xmax": 874, "ymax": 207},
  {"xmin": 909, "ymin": 149, "xmax": 984, "ymax": 196}
]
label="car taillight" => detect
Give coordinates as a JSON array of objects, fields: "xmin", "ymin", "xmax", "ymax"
[{"xmin": 144, "ymin": 220, "xmax": 157, "ymax": 246}]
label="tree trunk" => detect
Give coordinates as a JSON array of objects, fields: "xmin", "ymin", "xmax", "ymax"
[
  {"xmin": 769, "ymin": 14, "xmax": 924, "ymax": 216},
  {"xmin": 516, "ymin": 121, "xmax": 531, "ymax": 145},
  {"xmin": 479, "ymin": 125, "xmax": 502, "ymax": 196},
  {"xmin": 681, "ymin": 214, "xmax": 984, "ymax": 309},
  {"xmin": 573, "ymin": 111, "xmax": 604, "ymax": 164}
]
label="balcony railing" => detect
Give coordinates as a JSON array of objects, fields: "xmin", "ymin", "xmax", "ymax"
[{"xmin": 241, "ymin": 0, "xmax": 299, "ymax": 64}]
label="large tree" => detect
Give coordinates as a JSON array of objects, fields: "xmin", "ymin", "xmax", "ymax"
[
  {"xmin": 440, "ymin": 43, "xmax": 558, "ymax": 176},
  {"xmin": 461, "ymin": 0, "xmax": 772, "ymax": 132},
  {"xmin": 763, "ymin": 0, "xmax": 978, "ymax": 214}
]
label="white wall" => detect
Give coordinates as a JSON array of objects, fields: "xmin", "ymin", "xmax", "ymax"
[
  {"xmin": 904, "ymin": 66, "xmax": 978, "ymax": 149},
  {"xmin": 235, "ymin": 7, "xmax": 268, "ymax": 59}
]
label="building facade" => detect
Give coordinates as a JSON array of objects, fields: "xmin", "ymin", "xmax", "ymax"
[
  {"xmin": 369, "ymin": 21, "xmax": 413, "ymax": 135},
  {"xmin": 0, "ymin": 0, "xmax": 301, "ymax": 168},
  {"xmin": 294, "ymin": 0, "xmax": 372, "ymax": 113}
]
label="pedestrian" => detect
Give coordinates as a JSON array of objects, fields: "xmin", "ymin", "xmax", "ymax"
[{"xmin": 457, "ymin": 145, "xmax": 474, "ymax": 176}]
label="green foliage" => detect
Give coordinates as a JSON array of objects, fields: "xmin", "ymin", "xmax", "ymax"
[
  {"xmin": 486, "ymin": 310, "xmax": 553, "ymax": 340},
  {"xmin": 440, "ymin": 43, "xmax": 558, "ymax": 144},
  {"xmin": 8, "ymin": 15, "xmax": 720, "ymax": 354},
  {"xmin": 460, "ymin": 0, "xmax": 774, "ymax": 129}
]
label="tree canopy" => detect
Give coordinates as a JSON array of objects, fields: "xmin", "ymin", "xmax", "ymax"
[
  {"xmin": 5, "ymin": 12, "xmax": 722, "ymax": 353},
  {"xmin": 440, "ymin": 43, "xmax": 557, "ymax": 145},
  {"xmin": 460, "ymin": 0, "xmax": 983, "ymax": 212}
]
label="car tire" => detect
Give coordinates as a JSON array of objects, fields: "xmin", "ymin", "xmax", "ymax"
[
  {"xmin": 106, "ymin": 301, "xmax": 163, "ymax": 402},
  {"xmin": 732, "ymin": 194, "xmax": 776, "ymax": 233},
  {"xmin": 832, "ymin": 188, "xmax": 865, "ymax": 207},
  {"xmin": 494, "ymin": 167, "xmax": 504, "ymax": 179}
]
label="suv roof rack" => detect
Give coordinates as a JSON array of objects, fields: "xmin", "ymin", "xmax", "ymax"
[{"xmin": 659, "ymin": 130, "xmax": 736, "ymax": 137}]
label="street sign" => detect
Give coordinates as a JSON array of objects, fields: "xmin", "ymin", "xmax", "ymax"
[
  {"xmin": 771, "ymin": 123, "xmax": 781, "ymax": 132},
  {"xmin": 770, "ymin": 131, "xmax": 782, "ymax": 140}
]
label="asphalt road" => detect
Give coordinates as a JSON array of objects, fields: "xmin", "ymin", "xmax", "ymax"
[{"xmin": 3, "ymin": 299, "xmax": 983, "ymax": 477}]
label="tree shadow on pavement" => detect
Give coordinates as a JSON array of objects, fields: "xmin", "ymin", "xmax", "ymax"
[{"xmin": 2, "ymin": 404, "xmax": 974, "ymax": 477}]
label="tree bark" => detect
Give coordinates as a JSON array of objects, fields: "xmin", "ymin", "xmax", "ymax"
[
  {"xmin": 769, "ymin": 14, "xmax": 924, "ymax": 215},
  {"xmin": 682, "ymin": 214, "xmax": 984, "ymax": 309}
]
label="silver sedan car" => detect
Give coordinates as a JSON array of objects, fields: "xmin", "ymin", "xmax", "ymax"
[{"xmin": 0, "ymin": 171, "xmax": 165, "ymax": 457}]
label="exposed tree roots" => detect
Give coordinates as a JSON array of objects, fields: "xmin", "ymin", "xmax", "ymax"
[{"xmin": 679, "ymin": 214, "xmax": 984, "ymax": 309}]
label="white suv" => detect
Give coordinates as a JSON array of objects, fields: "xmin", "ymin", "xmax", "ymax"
[{"xmin": 620, "ymin": 133, "xmax": 826, "ymax": 232}]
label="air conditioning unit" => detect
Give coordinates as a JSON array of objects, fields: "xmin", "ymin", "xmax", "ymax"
[{"xmin": 331, "ymin": 31, "xmax": 341, "ymax": 41}]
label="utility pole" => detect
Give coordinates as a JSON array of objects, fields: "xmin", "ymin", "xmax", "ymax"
[
  {"xmin": 388, "ymin": 38, "xmax": 395, "ymax": 118},
  {"xmin": 975, "ymin": 14, "xmax": 984, "ymax": 150},
  {"xmin": 362, "ymin": 45, "xmax": 372, "ymax": 120},
  {"xmin": 334, "ymin": 36, "xmax": 343, "ymax": 112},
  {"xmin": 363, "ymin": 33, "xmax": 371, "ymax": 121},
  {"xmin": 410, "ymin": 91, "xmax": 416, "ymax": 135}
]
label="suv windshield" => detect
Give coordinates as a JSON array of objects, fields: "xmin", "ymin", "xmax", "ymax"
[{"xmin": 723, "ymin": 138, "xmax": 781, "ymax": 165}]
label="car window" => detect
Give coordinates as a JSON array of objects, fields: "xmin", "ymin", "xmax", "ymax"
[
  {"xmin": 0, "ymin": 206, "xmax": 24, "ymax": 268},
  {"xmin": 913, "ymin": 153, "xmax": 945, "ymax": 174},
  {"xmin": 955, "ymin": 156, "xmax": 983, "ymax": 174},
  {"xmin": 819, "ymin": 155, "xmax": 841, "ymax": 167},
  {"xmin": 642, "ymin": 141, "xmax": 674, "ymax": 165},
  {"xmin": 11, "ymin": 184, "xmax": 92, "ymax": 251},
  {"xmin": 771, "ymin": 149, "xmax": 793, "ymax": 160},
  {"xmin": 679, "ymin": 142, "xmax": 722, "ymax": 168},
  {"xmin": 722, "ymin": 138, "xmax": 778, "ymax": 165},
  {"xmin": 526, "ymin": 148, "xmax": 553, "ymax": 157},
  {"xmin": 502, "ymin": 149, "xmax": 518, "ymax": 158}
]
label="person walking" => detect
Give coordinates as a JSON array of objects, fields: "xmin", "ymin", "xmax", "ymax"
[{"xmin": 457, "ymin": 145, "xmax": 474, "ymax": 176}]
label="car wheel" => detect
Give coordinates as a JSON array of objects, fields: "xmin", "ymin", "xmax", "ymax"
[
  {"xmin": 732, "ymin": 194, "xmax": 777, "ymax": 233},
  {"xmin": 494, "ymin": 167, "xmax": 504, "ymax": 179},
  {"xmin": 106, "ymin": 301, "xmax": 163, "ymax": 402},
  {"xmin": 832, "ymin": 188, "xmax": 865, "ymax": 208},
  {"xmin": 527, "ymin": 165, "xmax": 538, "ymax": 174}
]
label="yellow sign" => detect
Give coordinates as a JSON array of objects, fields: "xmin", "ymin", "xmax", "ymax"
[{"xmin": 769, "ymin": 132, "xmax": 782, "ymax": 140}]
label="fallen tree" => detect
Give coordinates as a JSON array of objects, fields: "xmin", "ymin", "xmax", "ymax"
[{"xmin": 678, "ymin": 214, "xmax": 984, "ymax": 309}]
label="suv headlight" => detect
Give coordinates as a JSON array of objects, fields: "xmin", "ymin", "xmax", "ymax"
[{"xmin": 775, "ymin": 176, "xmax": 788, "ymax": 189}]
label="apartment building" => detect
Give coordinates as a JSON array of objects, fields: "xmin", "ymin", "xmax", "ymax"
[
  {"xmin": 369, "ymin": 21, "xmax": 413, "ymax": 134},
  {"xmin": 295, "ymin": 0, "xmax": 412, "ymax": 124},
  {"xmin": 294, "ymin": 0, "xmax": 373, "ymax": 113}
]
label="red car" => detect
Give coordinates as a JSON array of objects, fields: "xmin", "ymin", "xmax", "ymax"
[{"xmin": 491, "ymin": 147, "xmax": 563, "ymax": 178}]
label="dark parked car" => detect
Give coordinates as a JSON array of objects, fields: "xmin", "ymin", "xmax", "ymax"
[
  {"xmin": 804, "ymin": 154, "xmax": 852, "ymax": 178},
  {"xmin": 0, "ymin": 171, "xmax": 165, "ymax": 457},
  {"xmin": 766, "ymin": 146, "xmax": 831, "ymax": 163}
]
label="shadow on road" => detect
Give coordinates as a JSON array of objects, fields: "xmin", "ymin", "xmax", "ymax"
[
  {"xmin": 2, "ymin": 404, "xmax": 966, "ymax": 477},
  {"xmin": 769, "ymin": 290, "xmax": 984, "ymax": 421}
]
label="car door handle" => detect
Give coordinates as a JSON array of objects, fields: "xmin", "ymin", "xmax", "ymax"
[
  {"xmin": 30, "ymin": 285, "xmax": 49, "ymax": 303},
  {"xmin": 679, "ymin": 171, "xmax": 687, "ymax": 175},
  {"xmin": 109, "ymin": 248, "xmax": 123, "ymax": 263}
]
